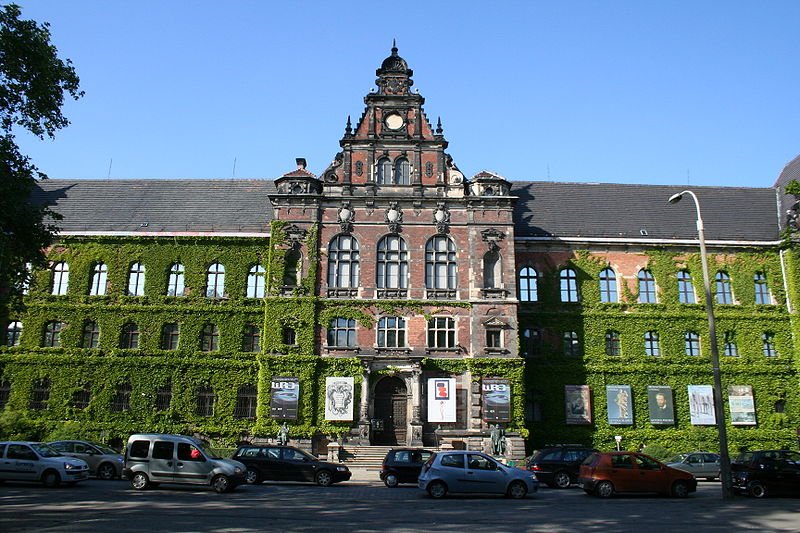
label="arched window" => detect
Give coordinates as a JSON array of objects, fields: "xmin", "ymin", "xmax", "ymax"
[
  {"xmin": 644, "ymin": 331, "xmax": 660, "ymax": 356},
  {"xmin": 160, "ymin": 323, "xmax": 179, "ymax": 350},
  {"xmin": 201, "ymin": 324, "xmax": 220, "ymax": 352},
  {"xmin": 762, "ymin": 332, "xmax": 777, "ymax": 357},
  {"xmin": 394, "ymin": 157, "xmax": 410, "ymax": 185},
  {"xmin": 195, "ymin": 384, "xmax": 216, "ymax": 416},
  {"xmin": 754, "ymin": 272, "xmax": 772, "ymax": 304},
  {"xmin": 51, "ymin": 262, "xmax": 69, "ymax": 295},
  {"xmin": 6, "ymin": 321, "xmax": 22, "ymax": 346},
  {"xmin": 684, "ymin": 331, "xmax": 700, "ymax": 356},
  {"xmin": 377, "ymin": 316, "xmax": 406, "ymax": 348},
  {"xmin": 376, "ymin": 235, "xmax": 408, "ymax": 289},
  {"xmin": 518, "ymin": 267, "xmax": 538, "ymax": 302},
  {"xmin": 723, "ymin": 331, "xmax": 738, "ymax": 356},
  {"xmin": 559, "ymin": 268, "xmax": 579, "ymax": 302},
  {"xmin": 90, "ymin": 263, "xmax": 108, "ymax": 296},
  {"xmin": 599, "ymin": 268, "xmax": 618, "ymax": 303},
  {"xmin": 243, "ymin": 325, "xmax": 261, "ymax": 352},
  {"xmin": 605, "ymin": 330, "xmax": 621, "ymax": 356},
  {"xmin": 167, "ymin": 263, "xmax": 185, "ymax": 296},
  {"xmin": 127, "ymin": 262, "xmax": 146, "ymax": 296},
  {"xmin": 283, "ymin": 249, "xmax": 301, "ymax": 287},
  {"xmin": 376, "ymin": 157, "xmax": 392, "ymax": 184},
  {"xmin": 715, "ymin": 271, "xmax": 733, "ymax": 304},
  {"xmin": 638, "ymin": 269, "xmax": 657, "ymax": 303},
  {"xmin": 328, "ymin": 235, "xmax": 360, "ymax": 288},
  {"xmin": 483, "ymin": 250, "xmax": 501, "ymax": 289},
  {"xmin": 677, "ymin": 270, "xmax": 695, "ymax": 304},
  {"xmin": 43, "ymin": 321, "xmax": 64, "ymax": 347},
  {"xmin": 246, "ymin": 264, "xmax": 266, "ymax": 298},
  {"xmin": 327, "ymin": 318, "xmax": 356, "ymax": 348},
  {"xmin": 82, "ymin": 321, "xmax": 100, "ymax": 349},
  {"xmin": 425, "ymin": 236, "xmax": 457, "ymax": 290},
  {"xmin": 206, "ymin": 263, "xmax": 225, "ymax": 298},
  {"xmin": 121, "ymin": 322, "xmax": 139, "ymax": 349}
]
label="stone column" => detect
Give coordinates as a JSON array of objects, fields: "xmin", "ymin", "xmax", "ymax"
[
  {"xmin": 410, "ymin": 361, "xmax": 423, "ymax": 446},
  {"xmin": 357, "ymin": 361, "xmax": 371, "ymax": 444}
]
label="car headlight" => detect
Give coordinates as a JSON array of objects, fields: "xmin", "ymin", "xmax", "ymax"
[
  {"xmin": 64, "ymin": 462, "xmax": 80, "ymax": 470},
  {"xmin": 337, "ymin": 466, "xmax": 348, "ymax": 472},
  {"xmin": 234, "ymin": 467, "xmax": 243, "ymax": 474}
]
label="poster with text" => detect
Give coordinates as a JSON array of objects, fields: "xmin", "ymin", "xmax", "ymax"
[
  {"xmin": 325, "ymin": 377, "xmax": 354, "ymax": 421},
  {"xmin": 606, "ymin": 385, "xmax": 633, "ymax": 425},
  {"xmin": 565, "ymin": 385, "xmax": 592, "ymax": 425},
  {"xmin": 270, "ymin": 376, "xmax": 299, "ymax": 419},
  {"xmin": 688, "ymin": 385, "xmax": 716, "ymax": 425},
  {"xmin": 482, "ymin": 378, "xmax": 511, "ymax": 422},
  {"xmin": 428, "ymin": 378, "xmax": 457, "ymax": 423},
  {"xmin": 647, "ymin": 386, "xmax": 675, "ymax": 425},
  {"xmin": 729, "ymin": 385, "xmax": 756, "ymax": 426}
]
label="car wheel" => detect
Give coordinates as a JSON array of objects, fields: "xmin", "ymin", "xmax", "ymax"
[
  {"xmin": 211, "ymin": 474, "xmax": 231, "ymax": 493},
  {"xmin": 315, "ymin": 470, "xmax": 333, "ymax": 487},
  {"xmin": 245, "ymin": 468, "xmax": 260, "ymax": 484},
  {"xmin": 595, "ymin": 480, "xmax": 614, "ymax": 498},
  {"xmin": 427, "ymin": 481, "xmax": 447, "ymax": 499},
  {"xmin": 97, "ymin": 463, "xmax": 116, "ymax": 481},
  {"xmin": 42, "ymin": 470, "xmax": 61, "ymax": 488},
  {"xmin": 131, "ymin": 472, "xmax": 150, "ymax": 490},
  {"xmin": 384, "ymin": 473, "xmax": 399, "ymax": 488},
  {"xmin": 553, "ymin": 471, "xmax": 572, "ymax": 489},
  {"xmin": 671, "ymin": 480, "xmax": 690, "ymax": 498},
  {"xmin": 507, "ymin": 480, "xmax": 528, "ymax": 499},
  {"xmin": 748, "ymin": 481, "xmax": 767, "ymax": 498}
]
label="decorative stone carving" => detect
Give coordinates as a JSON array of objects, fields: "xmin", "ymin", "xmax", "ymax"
[
  {"xmin": 433, "ymin": 202, "xmax": 450, "ymax": 234},
  {"xmin": 481, "ymin": 228, "xmax": 505, "ymax": 251},
  {"xmin": 385, "ymin": 202, "xmax": 403, "ymax": 233},
  {"xmin": 284, "ymin": 224, "xmax": 307, "ymax": 245},
  {"xmin": 338, "ymin": 202, "xmax": 354, "ymax": 233}
]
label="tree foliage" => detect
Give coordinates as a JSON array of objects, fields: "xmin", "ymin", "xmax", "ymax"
[{"xmin": 0, "ymin": 3, "xmax": 82, "ymax": 309}]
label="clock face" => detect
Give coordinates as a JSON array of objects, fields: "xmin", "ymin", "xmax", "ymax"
[{"xmin": 384, "ymin": 113, "xmax": 404, "ymax": 130}]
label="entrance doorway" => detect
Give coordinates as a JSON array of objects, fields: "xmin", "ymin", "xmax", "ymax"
[{"xmin": 373, "ymin": 376, "xmax": 407, "ymax": 445}]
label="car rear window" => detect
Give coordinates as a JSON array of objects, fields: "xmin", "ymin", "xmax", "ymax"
[
  {"xmin": 129, "ymin": 440, "xmax": 151, "ymax": 459},
  {"xmin": 538, "ymin": 450, "xmax": 563, "ymax": 462},
  {"xmin": 581, "ymin": 453, "xmax": 600, "ymax": 466}
]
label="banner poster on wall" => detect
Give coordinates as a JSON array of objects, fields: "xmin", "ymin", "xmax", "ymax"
[
  {"xmin": 605, "ymin": 385, "xmax": 633, "ymax": 425},
  {"xmin": 688, "ymin": 385, "xmax": 716, "ymax": 425},
  {"xmin": 565, "ymin": 385, "xmax": 592, "ymax": 425},
  {"xmin": 427, "ymin": 378, "xmax": 457, "ymax": 423},
  {"xmin": 270, "ymin": 376, "xmax": 300, "ymax": 419},
  {"xmin": 729, "ymin": 385, "xmax": 757, "ymax": 426},
  {"xmin": 324, "ymin": 376, "xmax": 354, "ymax": 421},
  {"xmin": 482, "ymin": 378, "xmax": 511, "ymax": 422},
  {"xmin": 647, "ymin": 386, "xmax": 675, "ymax": 425}
]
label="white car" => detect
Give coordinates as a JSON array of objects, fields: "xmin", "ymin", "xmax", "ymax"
[{"xmin": 0, "ymin": 441, "xmax": 90, "ymax": 487}]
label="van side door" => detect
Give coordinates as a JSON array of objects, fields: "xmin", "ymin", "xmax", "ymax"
[
  {"xmin": 149, "ymin": 440, "xmax": 176, "ymax": 483},
  {"xmin": 175, "ymin": 442, "xmax": 211, "ymax": 485}
]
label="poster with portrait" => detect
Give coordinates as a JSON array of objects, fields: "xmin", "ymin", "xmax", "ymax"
[
  {"xmin": 729, "ymin": 385, "xmax": 756, "ymax": 426},
  {"xmin": 606, "ymin": 385, "xmax": 633, "ymax": 425},
  {"xmin": 647, "ymin": 386, "xmax": 675, "ymax": 425},
  {"xmin": 482, "ymin": 378, "xmax": 511, "ymax": 422},
  {"xmin": 688, "ymin": 385, "xmax": 716, "ymax": 425},
  {"xmin": 427, "ymin": 378, "xmax": 456, "ymax": 423},
  {"xmin": 270, "ymin": 376, "xmax": 299, "ymax": 419},
  {"xmin": 565, "ymin": 385, "xmax": 592, "ymax": 425},
  {"xmin": 324, "ymin": 377, "xmax": 354, "ymax": 421}
]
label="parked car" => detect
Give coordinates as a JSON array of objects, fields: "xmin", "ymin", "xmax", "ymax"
[
  {"xmin": 48, "ymin": 440, "xmax": 124, "ymax": 480},
  {"xmin": 380, "ymin": 448, "xmax": 433, "ymax": 487},
  {"xmin": 731, "ymin": 449, "xmax": 800, "ymax": 498},
  {"xmin": 0, "ymin": 441, "xmax": 89, "ymax": 487},
  {"xmin": 123, "ymin": 434, "xmax": 246, "ymax": 493},
  {"xmin": 666, "ymin": 452, "xmax": 720, "ymax": 481},
  {"xmin": 526, "ymin": 445, "xmax": 597, "ymax": 488},
  {"xmin": 233, "ymin": 444, "xmax": 351, "ymax": 486},
  {"xmin": 418, "ymin": 450, "xmax": 539, "ymax": 499},
  {"xmin": 578, "ymin": 451, "xmax": 697, "ymax": 498}
]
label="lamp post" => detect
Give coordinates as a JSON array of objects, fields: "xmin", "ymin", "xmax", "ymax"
[{"xmin": 668, "ymin": 190, "xmax": 734, "ymax": 499}]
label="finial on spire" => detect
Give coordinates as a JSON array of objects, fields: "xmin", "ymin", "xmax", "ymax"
[
  {"xmin": 391, "ymin": 38, "xmax": 398, "ymax": 54},
  {"xmin": 345, "ymin": 115, "xmax": 352, "ymax": 135},
  {"xmin": 436, "ymin": 117, "xmax": 443, "ymax": 135}
]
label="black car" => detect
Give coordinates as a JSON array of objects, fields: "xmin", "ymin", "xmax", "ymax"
[
  {"xmin": 731, "ymin": 449, "xmax": 800, "ymax": 498},
  {"xmin": 527, "ymin": 445, "xmax": 598, "ymax": 488},
  {"xmin": 232, "ymin": 445, "xmax": 351, "ymax": 486},
  {"xmin": 380, "ymin": 448, "xmax": 433, "ymax": 487}
]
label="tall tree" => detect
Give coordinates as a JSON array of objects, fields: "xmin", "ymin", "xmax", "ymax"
[{"xmin": 0, "ymin": 3, "xmax": 82, "ymax": 308}]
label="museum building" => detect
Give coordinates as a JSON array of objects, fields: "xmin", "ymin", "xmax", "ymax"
[{"xmin": 1, "ymin": 46, "xmax": 799, "ymax": 455}]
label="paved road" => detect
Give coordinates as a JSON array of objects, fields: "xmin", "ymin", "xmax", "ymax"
[{"xmin": 1, "ymin": 477, "xmax": 798, "ymax": 532}]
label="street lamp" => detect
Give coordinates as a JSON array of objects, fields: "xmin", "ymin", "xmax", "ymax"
[{"xmin": 668, "ymin": 190, "xmax": 734, "ymax": 499}]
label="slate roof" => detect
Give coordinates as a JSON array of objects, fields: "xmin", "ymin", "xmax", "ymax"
[
  {"xmin": 511, "ymin": 181, "xmax": 780, "ymax": 242},
  {"xmin": 773, "ymin": 154, "xmax": 800, "ymax": 232},
  {"xmin": 31, "ymin": 179, "xmax": 277, "ymax": 235}
]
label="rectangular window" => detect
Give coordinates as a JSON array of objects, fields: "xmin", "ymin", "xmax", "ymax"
[
  {"xmin": 762, "ymin": 333, "xmax": 777, "ymax": 357},
  {"xmin": 486, "ymin": 330, "xmax": 502, "ymax": 349},
  {"xmin": 563, "ymin": 331, "xmax": 580, "ymax": 356},
  {"xmin": 427, "ymin": 317, "xmax": 456, "ymax": 349},
  {"xmin": 327, "ymin": 318, "xmax": 356, "ymax": 348}
]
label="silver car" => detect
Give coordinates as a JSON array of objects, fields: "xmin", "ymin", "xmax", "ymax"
[
  {"xmin": 667, "ymin": 452, "xmax": 720, "ymax": 480},
  {"xmin": 418, "ymin": 450, "xmax": 539, "ymax": 498},
  {"xmin": 0, "ymin": 441, "xmax": 89, "ymax": 487},
  {"xmin": 48, "ymin": 440, "xmax": 124, "ymax": 480}
]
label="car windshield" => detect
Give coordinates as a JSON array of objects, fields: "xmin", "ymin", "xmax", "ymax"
[
  {"xmin": 187, "ymin": 438, "xmax": 220, "ymax": 460},
  {"xmin": 669, "ymin": 454, "xmax": 689, "ymax": 463},
  {"xmin": 31, "ymin": 443, "xmax": 62, "ymax": 458},
  {"xmin": 94, "ymin": 443, "xmax": 119, "ymax": 455}
]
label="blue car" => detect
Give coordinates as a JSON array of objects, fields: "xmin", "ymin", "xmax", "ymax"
[{"xmin": 418, "ymin": 450, "xmax": 539, "ymax": 499}]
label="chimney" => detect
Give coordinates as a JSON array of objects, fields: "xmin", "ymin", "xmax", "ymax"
[{"xmin": 296, "ymin": 158, "xmax": 307, "ymax": 170}]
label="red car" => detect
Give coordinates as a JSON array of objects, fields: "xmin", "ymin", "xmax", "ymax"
[{"xmin": 578, "ymin": 451, "xmax": 697, "ymax": 498}]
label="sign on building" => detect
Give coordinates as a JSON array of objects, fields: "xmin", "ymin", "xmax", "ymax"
[
  {"xmin": 688, "ymin": 385, "xmax": 716, "ymax": 425},
  {"xmin": 270, "ymin": 377, "xmax": 299, "ymax": 420},
  {"xmin": 482, "ymin": 378, "xmax": 511, "ymax": 422},
  {"xmin": 729, "ymin": 385, "xmax": 756, "ymax": 425},
  {"xmin": 325, "ymin": 377, "xmax": 354, "ymax": 421},
  {"xmin": 427, "ymin": 378, "xmax": 456, "ymax": 423},
  {"xmin": 606, "ymin": 385, "xmax": 633, "ymax": 425},
  {"xmin": 647, "ymin": 385, "xmax": 675, "ymax": 425},
  {"xmin": 565, "ymin": 385, "xmax": 592, "ymax": 425}
]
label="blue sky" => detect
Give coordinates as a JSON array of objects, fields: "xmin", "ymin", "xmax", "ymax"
[{"xmin": 11, "ymin": 1, "xmax": 800, "ymax": 187}]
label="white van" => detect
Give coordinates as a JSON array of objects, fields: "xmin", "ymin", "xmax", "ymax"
[
  {"xmin": 0, "ymin": 441, "xmax": 89, "ymax": 487},
  {"xmin": 123, "ymin": 434, "xmax": 245, "ymax": 493}
]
